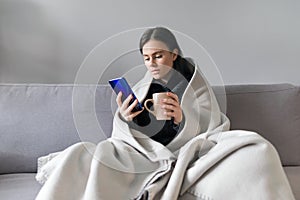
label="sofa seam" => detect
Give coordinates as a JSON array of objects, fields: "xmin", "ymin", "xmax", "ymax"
[
  {"xmin": 225, "ymin": 87, "xmax": 297, "ymax": 95},
  {"xmin": 0, "ymin": 83, "xmax": 109, "ymax": 87}
]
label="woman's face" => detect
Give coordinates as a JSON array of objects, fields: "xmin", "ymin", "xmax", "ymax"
[{"xmin": 142, "ymin": 40, "xmax": 178, "ymax": 80}]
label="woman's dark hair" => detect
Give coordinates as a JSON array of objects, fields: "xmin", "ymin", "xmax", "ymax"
[
  {"xmin": 139, "ymin": 27, "xmax": 183, "ymax": 56},
  {"xmin": 139, "ymin": 27, "xmax": 194, "ymax": 81}
]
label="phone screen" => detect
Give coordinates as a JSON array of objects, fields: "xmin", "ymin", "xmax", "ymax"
[{"xmin": 108, "ymin": 77, "xmax": 143, "ymax": 112}]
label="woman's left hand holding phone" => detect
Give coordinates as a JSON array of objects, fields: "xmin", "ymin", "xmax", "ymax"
[{"xmin": 116, "ymin": 92, "xmax": 144, "ymax": 122}]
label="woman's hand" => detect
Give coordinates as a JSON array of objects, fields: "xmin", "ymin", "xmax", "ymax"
[
  {"xmin": 116, "ymin": 92, "xmax": 144, "ymax": 122},
  {"xmin": 161, "ymin": 92, "xmax": 182, "ymax": 125}
]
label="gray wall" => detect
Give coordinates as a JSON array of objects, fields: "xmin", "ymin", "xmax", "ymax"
[{"xmin": 0, "ymin": 0, "xmax": 299, "ymax": 85}]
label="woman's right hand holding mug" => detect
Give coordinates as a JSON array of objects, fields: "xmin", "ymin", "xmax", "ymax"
[{"xmin": 116, "ymin": 92, "xmax": 144, "ymax": 122}]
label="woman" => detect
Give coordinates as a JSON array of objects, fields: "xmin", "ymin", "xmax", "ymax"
[
  {"xmin": 117, "ymin": 27, "xmax": 195, "ymax": 146},
  {"xmin": 36, "ymin": 27, "xmax": 295, "ymax": 200}
]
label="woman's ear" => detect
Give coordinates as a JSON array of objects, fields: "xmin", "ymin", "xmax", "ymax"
[{"xmin": 172, "ymin": 49, "xmax": 179, "ymax": 61}]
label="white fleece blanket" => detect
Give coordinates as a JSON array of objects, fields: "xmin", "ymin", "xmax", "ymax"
[{"xmin": 35, "ymin": 68, "xmax": 295, "ymax": 200}]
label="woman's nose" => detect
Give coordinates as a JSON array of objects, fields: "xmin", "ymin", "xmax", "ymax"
[{"xmin": 149, "ymin": 58, "xmax": 157, "ymax": 66}]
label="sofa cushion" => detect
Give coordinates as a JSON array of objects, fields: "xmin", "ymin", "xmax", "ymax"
[
  {"xmin": 0, "ymin": 84, "xmax": 115, "ymax": 174},
  {"xmin": 224, "ymin": 84, "xmax": 300, "ymax": 166},
  {"xmin": 0, "ymin": 173, "xmax": 41, "ymax": 200},
  {"xmin": 284, "ymin": 166, "xmax": 300, "ymax": 200}
]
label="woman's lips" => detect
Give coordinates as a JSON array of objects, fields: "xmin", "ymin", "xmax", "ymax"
[{"xmin": 151, "ymin": 70, "xmax": 160, "ymax": 74}]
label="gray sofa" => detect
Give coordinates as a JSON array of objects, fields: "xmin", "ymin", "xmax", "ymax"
[{"xmin": 0, "ymin": 83, "xmax": 299, "ymax": 200}]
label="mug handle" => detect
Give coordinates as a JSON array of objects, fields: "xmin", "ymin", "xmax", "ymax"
[{"xmin": 144, "ymin": 99, "xmax": 156, "ymax": 116}]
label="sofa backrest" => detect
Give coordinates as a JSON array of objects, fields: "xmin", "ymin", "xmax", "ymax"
[
  {"xmin": 222, "ymin": 83, "xmax": 300, "ymax": 166},
  {"xmin": 0, "ymin": 83, "xmax": 299, "ymax": 174},
  {"xmin": 0, "ymin": 84, "xmax": 116, "ymax": 174}
]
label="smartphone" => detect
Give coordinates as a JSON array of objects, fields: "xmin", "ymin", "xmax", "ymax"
[{"xmin": 108, "ymin": 77, "xmax": 143, "ymax": 112}]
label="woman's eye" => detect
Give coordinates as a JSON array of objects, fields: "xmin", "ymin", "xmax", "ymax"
[
  {"xmin": 144, "ymin": 57, "xmax": 150, "ymax": 61},
  {"xmin": 155, "ymin": 55, "xmax": 162, "ymax": 59}
]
